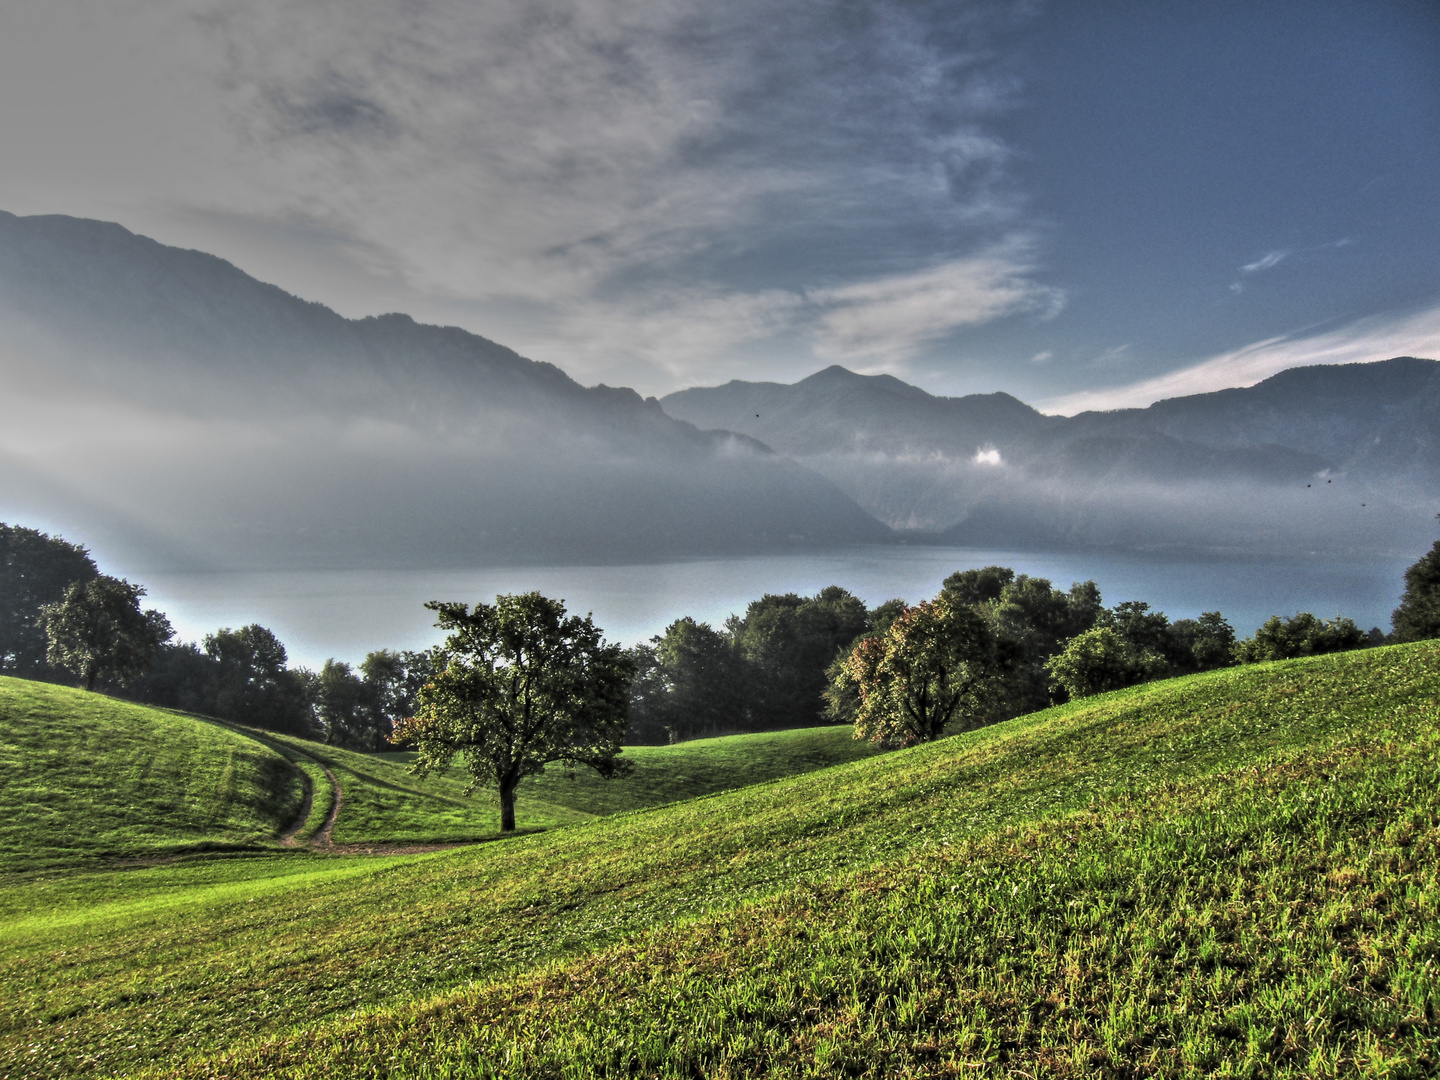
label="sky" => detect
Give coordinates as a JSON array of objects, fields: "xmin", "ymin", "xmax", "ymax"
[{"xmin": 1, "ymin": 0, "xmax": 1437, "ymax": 410}]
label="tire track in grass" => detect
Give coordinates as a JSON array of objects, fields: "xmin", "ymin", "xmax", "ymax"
[{"xmin": 268, "ymin": 737, "xmax": 468, "ymax": 856}]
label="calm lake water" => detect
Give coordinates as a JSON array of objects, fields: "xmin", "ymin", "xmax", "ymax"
[{"xmin": 140, "ymin": 545, "xmax": 1416, "ymax": 670}]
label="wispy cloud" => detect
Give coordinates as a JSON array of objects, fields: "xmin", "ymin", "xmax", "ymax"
[
  {"xmin": 0, "ymin": 0, "xmax": 1043, "ymax": 393},
  {"xmin": 1241, "ymin": 250, "xmax": 1289, "ymax": 274},
  {"xmin": 1037, "ymin": 304, "xmax": 1440, "ymax": 415},
  {"xmin": 526, "ymin": 236, "xmax": 1062, "ymax": 388},
  {"xmin": 808, "ymin": 239, "xmax": 1064, "ymax": 366}
]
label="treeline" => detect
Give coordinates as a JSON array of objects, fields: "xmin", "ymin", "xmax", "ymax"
[
  {"xmin": 0, "ymin": 523, "xmax": 427, "ymax": 749},
  {"xmin": 622, "ymin": 560, "xmax": 1409, "ymax": 745},
  {"xmin": 6, "ymin": 518, "xmax": 1438, "ymax": 750}
]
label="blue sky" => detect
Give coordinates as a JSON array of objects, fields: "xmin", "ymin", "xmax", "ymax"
[{"xmin": 1, "ymin": 0, "xmax": 1436, "ymax": 410}]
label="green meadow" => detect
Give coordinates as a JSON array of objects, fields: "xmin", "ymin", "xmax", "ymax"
[
  {"xmin": 1, "ymin": 644, "xmax": 1437, "ymax": 1077},
  {"xmin": 0, "ymin": 678, "xmax": 302, "ymax": 873}
]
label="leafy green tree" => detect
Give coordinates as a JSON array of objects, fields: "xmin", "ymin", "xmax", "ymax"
[
  {"xmin": 0, "ymin": 523, "xmax": 99, "ymax": 677},
  {"xmin": 122, "ymin": 641, "xmax": 219, "ymax": 713},
  {"xmin": 1391, "ymin": 536, "xmax": 1440, "ymax": 642},
  {"xmin": 837, "ymin": 595, "xmax": 999, "ymax": 748},
  {"xmin": 1170, "ymin": 611, "xmax": 1237, "ymax": 671},
  {"xmin": 39, "ymin": 576, "xmax": 171, "ymax": 692},
  {"xmin": 204, "ymin": 624, "xmax": 314, "ymax": 734},
  {"xmin": 626, "ymin": 617, "xmax": 747, "ymax": 743},
  {"xmin": 397, "ymin": 593, "xmax": 633, "ymax": 832},
  {"xmin": 867, "ymin": 598, "xmax": 908, "ymax": 636},
  {"xmin": 316, "ymin": 659, "xmax": 371, "ymax": 747},
  {"xmin": 360, "ymin": 649, "xmax": 435, "ymax": 748},
  {"xmin": 821, "ymin": 597, "xmax": 910, "ymax": 726},
  {"xmin": 941, "ymin": 565, "xmax": 1015, "ymax": 606},
  {"xmin": 1234, "ymin": 613, "xmax": 1367, "ymax": 663},
  {"xmin": 727, "ymin": 587, "xmax": 871, "ymax": 729},
  {"xmin": 941, "ymin": 568, "xmax": 1103, "ymax": 714},
  {"xmin": 1045, "ymin": 625, "xmax": 1149, "ymax": 700}
]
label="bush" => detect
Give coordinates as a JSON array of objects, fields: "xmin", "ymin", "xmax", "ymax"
[{"xmin": 1234, "ymin": 613, "xmax": 1367, "ymax": 663}]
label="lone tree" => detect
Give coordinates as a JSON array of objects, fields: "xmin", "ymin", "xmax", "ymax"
[
  {"xmin": 39, "ymin": 576, "xmax": 171, "ymax": 691},
  {"xmin": 395, "ymin": 592, "xmax": 633, "ymax": 832},
  {"xmin": 834, "ymin": 595, "xmax": 999, "ymax": 748},
  {"xmin": 1392, "ymin": 525, "xmax": 1440, "ymax": 643}
]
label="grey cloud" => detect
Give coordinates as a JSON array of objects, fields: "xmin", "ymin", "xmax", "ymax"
[
  {"xmin": 266, "ymin": 78, "xmax": 397, "ymax": 140},
  {"xmin": 0, "ymin": 0, "xmax": 1046, "ymax": 393},
  {"xmin": 178, "ymin": 0, "xmax": 1043, "ymax": 383}
]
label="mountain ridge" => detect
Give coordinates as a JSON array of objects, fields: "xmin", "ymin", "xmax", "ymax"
[
  {"xmin": 0, "ymin": 211, "xmax": 892, "ymax": 569},
  {"xmin": 662, "ymin": 356, "xmax": 1440, "ymax": 553}
]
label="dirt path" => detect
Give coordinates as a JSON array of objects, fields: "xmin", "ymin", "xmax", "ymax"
[
  {"xmin": 278, "ymin": 771, "xmax": 315, "ymax": 847},
  {"xmin": 313, "ymin": 761, "xmax": 343, "ymax": 847},
  {"xmin": 281, "ymin": 750, "xmax": 465, "ymax": 856}
]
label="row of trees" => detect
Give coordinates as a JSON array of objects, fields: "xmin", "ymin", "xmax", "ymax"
[
  {"xmin": 0, "ymin": 523, "xmax": 430, "ymax": 747},
  {"xmin": 629, "ymin": 555, "xmax": 1426, "ymax": 751}
]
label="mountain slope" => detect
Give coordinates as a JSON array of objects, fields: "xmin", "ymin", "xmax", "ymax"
[
  {"xmin": 662, "ymin": 364, "xmax": 1054, "ymax": 458},
  {"xmin": 3, "ymin": 642, "xmax": 1437, "ymax": 1077},
  {"xmin": 662, "ymin": 359, "xmax": 1440, "ymax": 552},
  {"xmin": 0, "ymin": 211, "xmax": 891, "ymax": 567}
]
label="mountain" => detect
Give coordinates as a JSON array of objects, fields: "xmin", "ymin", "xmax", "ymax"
[
  {"xmin": 0, "ymin": 212, "xmax": 891, "ymax": 568},
  {"xmin": 662, "ymin": 360, "xmax": 1440, "ymax": 554}
]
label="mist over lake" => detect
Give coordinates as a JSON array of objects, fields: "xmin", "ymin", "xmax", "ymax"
[{"xmin": 142, "ymin": 545, "xmax": 1414, "ymax": 671}]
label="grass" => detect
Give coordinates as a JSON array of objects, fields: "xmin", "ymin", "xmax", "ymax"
[
  {"xmin": 378, "ymin": 723, "xmax": 885, "ymax": 817},
  {"xmin": 259, "ymin": 733, "xmax": 594, "ymax": 844},
  {"xmin": 202, "ymin": 717, "xmax": 1440, "ymax": 1079},
  {"xmin": 0, "ymin": 642, "xmax": 1434, "ymax": 1077},
  {"xmin": 0, "ymin": 677, "xmax": 302, "ymax": 873}
]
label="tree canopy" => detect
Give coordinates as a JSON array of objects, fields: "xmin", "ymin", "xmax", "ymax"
[
  {"xmin": 1234, "ymin": 613, "xmax": 1367, "ymax": 663},
  {"xmin": 39, "ymin": 576, "xmax": 171, "ymax": 691},
  {"xmin": 203, "ymin": 625, "xmax": 314, "ymax": 735},
  {"xmin": 837, "ymin": 595, "xmax": 999, "ymax": 748},
  {"xmin": 1, "ymin": 523, "xmax": 99, "ymax": 677},
  {"xmin": 1391, "ymin": 534, "xmax": 1440, "ymax": 643},
  {"xmin": 396, "ymin": 593, "xmax": 633, "ymax": 832},
  {"xmin": 726, "ymin": 587, "xmax": 871, "ymax": 730}
]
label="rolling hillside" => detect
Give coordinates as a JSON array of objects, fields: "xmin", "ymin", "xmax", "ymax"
[
  {"xmin": 0, "ymin": 682, "xmax": 874, "ymax": 862},
  {"xmin": 0, "ymin": 678, "xmax": 302, "ymax": 872},
  {"xmin": 1, "ymin": 642, "xmax": 1435, "ymax": 1077}
]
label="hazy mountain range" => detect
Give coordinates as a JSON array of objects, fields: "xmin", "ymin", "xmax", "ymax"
[
  {"xmin": 0, "ymin": 211, "xmax": 888, "ymax": 568},
  {"xmin": 0, "ymin": 210, "xmax": 1435, "ymax": 569},
  {"xmin": 663, "ymin": 360, "xmax": 1440, "ymax": 554}
]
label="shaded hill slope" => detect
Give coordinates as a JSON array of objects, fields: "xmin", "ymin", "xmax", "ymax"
[
  {"xmin": 0, "ymin": 211, "xmax": 890, "ymax": 568},
  {"xmin": 3, "ymin": 641, "xmax": 1436, "ymax": 1077},
  {"xmin": 0, "ymin": 678, "xmax": 303, "ymax": 872}
]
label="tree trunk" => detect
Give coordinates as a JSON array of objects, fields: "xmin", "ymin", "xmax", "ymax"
[
  {"xmin": 85, "ymin": 666, "xmax": 98, "ymax": 692},
  {"xmin": 499, "ymin": 780, "xmax": 517, "ymax": 832}
]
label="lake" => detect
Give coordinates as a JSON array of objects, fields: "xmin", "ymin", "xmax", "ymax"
[{"xmin": 140, "ymin": 545, "xmax": 1417, "ymax": 670}]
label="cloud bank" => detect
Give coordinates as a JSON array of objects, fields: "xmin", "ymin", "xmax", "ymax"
[
  {"xmin": 0, "ymin": 0, "xmax": 1048, "ymax": 393},
  {"xmin": 1037, "ymin": 305, "xmax": 1440, "ymax": 415}
]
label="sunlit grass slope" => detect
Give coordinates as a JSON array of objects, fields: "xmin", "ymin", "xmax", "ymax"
[
  {"xmin": 379, "ymin": 723, "xmax": 885, "ymax": 817},
  {"xmin": 1, "ymin": 643, "xmax": 1435, "ymax": 1078},
  {"xmin": 260, "ymin": 733, "xmax": 593, "ymax": 843},
  {"xmin": 0, "ymin": 677, "xmax": 303, "ymax": 873}
]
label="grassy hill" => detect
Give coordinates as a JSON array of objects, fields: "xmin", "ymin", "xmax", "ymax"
[
  {"xmin": 377, "ymin": 723, "xmax": 885, "ymax": 818},
  {"xmin": 0, "ymin": 678, "xmax": 303, "ymax": 872},
  {"xmin": 257, "ymin": 731, "xmax": 594, "ymax": 844},
  {"xmin": 0, "ymin": 642, "xmax": 1435, "ymax": 1077},
  {"xmin": 0, "ymin": 681, "xmax": 874, "ymax": 867}
]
